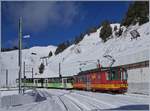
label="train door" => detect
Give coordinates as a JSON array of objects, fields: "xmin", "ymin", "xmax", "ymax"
[
  {"xmin": 41, "ymin": 78, "xmax": 44, "ymax": 88},
  {"xmin": 34, "ymin": 79, "xmax": 38, "ymax": 87},
  {"xmin": 62, "ymin": 78, "xmax": 67, "ymax": 89},
  {"xmin": 86, "ymin": 75, "xmax": 91, "ymax": 90},
  {"xmin": 44, "ymin": 79, "xmax": 48, "ymax": 88}
]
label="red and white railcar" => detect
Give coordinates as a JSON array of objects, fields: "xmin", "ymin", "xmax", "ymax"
[{"xmin": 73, "ymin": 66, "xmax": 128, "ymax": 93}]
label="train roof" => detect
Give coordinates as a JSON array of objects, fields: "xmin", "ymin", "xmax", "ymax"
[
  {"xmin": 77, "ymin": 66, "xmax": 124, "ymax": 76},
  {"xmin": 25, "ymin": 76, "xmax": 73, "ymax": 79}
]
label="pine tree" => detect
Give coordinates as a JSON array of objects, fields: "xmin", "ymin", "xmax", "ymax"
[
  {"xmin": 39, "ymin": 63, "xmax": 45, "ymax": 74},
  {"xmin": 114, "ymin": 25, "xmax": 118, "ymax": 31},
  {"xmin": 55, "ymin": 41, "xmax": 71, "ymax": 55},
  {"xmin": 87, "ymin": 27, "xmax": 97, "ymax": 36},
  {"xmin": 48, "ymin": 51, "xmax": 53, "ymax": 57},
  {"xmin": 115, "ymin": 27, "xmax": 123, "ymax": 37},
  {"xmin": 74, "ymin": 33, "xmax": 84, "ymax": 44},
  {"xmin": 100, "ymin": 20, "xmax": 112, "ymax": 42},
  {"xmin": 121, "ymin": 1, "xmax": 149, "ymax": 26}
]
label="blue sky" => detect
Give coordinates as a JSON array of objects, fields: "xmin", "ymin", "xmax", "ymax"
[{"xmin": 1, "ymin": 1, "xmax": 131, "ymax": 48}]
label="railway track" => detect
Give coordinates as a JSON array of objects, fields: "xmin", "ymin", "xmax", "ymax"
[
  {"xmin": 61, "ymin": 95, "xmax": 84, "ymax": 111},
  {"xmin": 71, "ymin": 90, "xmax": 149, "ymax": 107},
  {"xmin": 41, "ymin": 90, "xmax": 82, "ymax": 111},
  {"xmin": 58, "ymin": 96, "xmax": 69, "ymax": 111},
  {"xmin": 42, "ymin": 89, "xmax": 116, "ymax": 110},
  {"xmin": 70, "ymin": 92, "xmax": 116, "ymax": 109}
]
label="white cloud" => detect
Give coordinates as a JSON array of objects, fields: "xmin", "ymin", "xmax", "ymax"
[
  {"xmin": 6, "ymin": 38, "xmax": 27, "ymax": 48},
  {"xmin": 3, "ymin": 1, "xmax": 80, "ymax": 32}
]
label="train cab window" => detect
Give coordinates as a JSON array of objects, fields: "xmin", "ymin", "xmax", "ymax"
[{"xmin": 120, "ymin": 68, "xmax": 128, "ymax": 80}]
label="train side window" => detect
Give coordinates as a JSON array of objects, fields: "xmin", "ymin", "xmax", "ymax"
[
  {"xmin": 82, "ymin": 76, "xmax": 84, "ymax": 82},
  {"xmin": 38, "ymin": 79, "xmax": 41, "ymax": 83},
  {"xmin": 111, "ymin": 71, "xmax": 114, "ymax": 80},
  {"xmin": 110, "ymin": 69, "xmax": 118, "ymax": 80},
  {"xmin": 74, "ymin": 77, "xmax": 76, "ymax": 83},
  {"xmin": 106, "ymin": 72, "xmax": 110, "ymax": 80},
  {"xmin": 80, "ymin": 76, "xmax": 82, "ymax": 82},
  {"xmin": 83, "ymin": 76, "xmax": 85, "ymax": 82},
  {"xmin": 79, "ymin": 77, "xmax": 81, "ymax": 82},
  {"xmin": 87, "ymin": 75, "xmax": 91, "ymax": 82},
  {"xmin": 78, "ymin": 77, "xmax": 80, "ymax": 82},
  {"xmin": 81, "ymin": 76, "xmax": 83, "ymax": 82},
  {"xmin": 75, "ymin": 77, "xmax": 77, "ymax": 83},
  {"xmin": 97, "ymin": 74, "xmax": 101, "ymax": 80}
]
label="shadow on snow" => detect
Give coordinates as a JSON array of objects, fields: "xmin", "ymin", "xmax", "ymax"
[{"xmin": 106, "ymin": 104, "xmax": 149, "ymax": 110}]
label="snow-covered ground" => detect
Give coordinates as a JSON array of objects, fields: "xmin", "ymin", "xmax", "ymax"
[{"xmin": 0, "ymin": 89, "xmax": 149, "ymax": 111}]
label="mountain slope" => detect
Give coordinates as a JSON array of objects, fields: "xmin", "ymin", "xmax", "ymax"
[
  {"xmin": 0, "ymin": 45, "xmax": 57, "ymax": 87},
  {"xmin": 45, "ymin": 22, "xmax": 149, "ymax": 77}
]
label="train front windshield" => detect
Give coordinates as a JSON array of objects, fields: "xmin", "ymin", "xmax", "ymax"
[{"xmin": 121, "ymin": 68, "xmax": 128, "ymax": 80}]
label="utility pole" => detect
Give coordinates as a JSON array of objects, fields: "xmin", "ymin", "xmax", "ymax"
[
  {"xmin": 18, "ymin": 17, "xmax": 22, "ymax": 94},
  {"xmin": 32, "ymin": 68, "xmax": 33, "ymax": 81},
  {"xmin": 59, "ymin": 63, "xmax": 62, "ymax": 78},
  {"xmin": 23, "ymin": 62, "xmax": 25, "ymax": 94},
  {"xmin": 6, "ymin": 69, "xmax": 8, "ymax": 88},
  {"xmin": 32, "ymin": 68, "xmax": 34, "ymax": 88},
  {"xmin": 97, "ymin": 59, "xmax": 101, "ymax": 68},
  {"xmin": 23, "ymin": 62, "xmax": 26, "ymax": 84}
]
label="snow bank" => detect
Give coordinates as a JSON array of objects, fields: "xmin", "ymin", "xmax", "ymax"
[{"xmin": 0, "ymin": 90, "xmax": 46, "ymax": 108}]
